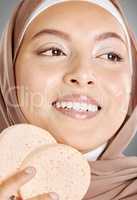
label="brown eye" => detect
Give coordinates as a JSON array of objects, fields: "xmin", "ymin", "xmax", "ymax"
[
  {"xmin": 39, "ymin": 47, "xmax": 66, "ymax": 57},
  {"xmin": 100, "ymin": 52, "xmax": 123, "ymax": 62},
  {"xmin": 107, "ymin": 53, "xmax": 122, "ymax": 62}
]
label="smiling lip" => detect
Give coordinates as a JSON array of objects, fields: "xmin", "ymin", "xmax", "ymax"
[{"xmin": 52, "ymin": 94, "xmax": 102, "ymax": 120}]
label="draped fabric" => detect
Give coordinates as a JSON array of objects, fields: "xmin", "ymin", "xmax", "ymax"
[{"xmin": 0, "ymin": 1, "xmax": 137, "ymax": 199}]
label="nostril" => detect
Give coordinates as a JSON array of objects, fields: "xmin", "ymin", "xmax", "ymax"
[
  {"xmin": 70, "ymin": 79, "xmax": 93, "ymax": 85},
  {"xmin": 88, "ymin": 81, "xmax": 93, "ymax": 84},
  {"xmin": 71, "ymin": 79, "xmax": 77, "ymax": 83}
]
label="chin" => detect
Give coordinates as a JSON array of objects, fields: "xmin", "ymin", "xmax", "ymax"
[{"xmin": 61, "ymin": 138, "xmax": 94, "ymax": 153}]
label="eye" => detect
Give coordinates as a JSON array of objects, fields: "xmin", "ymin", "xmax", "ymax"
[
  {"xmin": 38, "ymin": 47, "xmax": 66, "ymax": 57},
  {"xmin": 99, "ymin": 52, "xmax": 123, "ymax": 62}
]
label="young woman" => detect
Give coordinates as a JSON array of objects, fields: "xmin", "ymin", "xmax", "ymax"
[{"xmin": 0, "ymin": 0, "xmax": 137, "ymax": 199}]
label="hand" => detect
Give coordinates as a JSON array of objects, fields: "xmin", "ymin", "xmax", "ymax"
[{"xmin": 0, "ymin": 167, "xmax": 59, "ymax": 200}]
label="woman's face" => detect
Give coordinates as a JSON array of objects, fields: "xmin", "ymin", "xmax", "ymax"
[{"xmin": 15, "ymin": 1, "xmax": 132, "ymax": 153}]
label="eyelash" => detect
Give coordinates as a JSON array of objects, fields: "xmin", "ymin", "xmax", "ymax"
[
  {"xmin": 99, "ymin": 52, "xmax": 123, "ymax": 63},
  {"xmin": 38, "ymin": 47, "xmax": 123, "ymax": 63},
  {"xmin": 38, "ymin": 47, "xmax": 66, "ymax": 57}
]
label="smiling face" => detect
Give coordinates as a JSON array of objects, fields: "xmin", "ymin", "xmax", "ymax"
[{"xmin": 15, "ymin": 1, "xmax": 132, "ymax": 153}]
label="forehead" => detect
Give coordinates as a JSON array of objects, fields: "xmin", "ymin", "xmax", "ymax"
[{"xmin": 25, "ymin": 1, "xmax": 126, "ymax": 42}]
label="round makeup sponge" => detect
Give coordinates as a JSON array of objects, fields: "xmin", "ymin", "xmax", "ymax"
[
  {"xmin": 0, "ymin": 123, "xmax": 56, "ymax": 181},
  {"xmin": 20, "ymin": 144, "xmax": 91, "ymax": 200}
]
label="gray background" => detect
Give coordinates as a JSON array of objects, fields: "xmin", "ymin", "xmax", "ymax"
[{"xmin": 0, "ymin": 0, "xmax": 137, "ymax": 155}]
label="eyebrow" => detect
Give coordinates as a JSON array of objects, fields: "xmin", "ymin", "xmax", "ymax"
[
  {"xmin": 95, "ymin": 32, "xmax": 126, "ymax": 46},
  {"xmin": 32, "ymin": 28, "xmax": 71, "ymax": 41},
  {"xmin": 31, "ymin": 28, "xmax": 126, "ymax": 47}
]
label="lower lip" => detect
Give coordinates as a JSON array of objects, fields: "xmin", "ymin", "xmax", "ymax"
[{"xmin": 53, "ymin": 105, "xmax": 101, "ymax": 120}]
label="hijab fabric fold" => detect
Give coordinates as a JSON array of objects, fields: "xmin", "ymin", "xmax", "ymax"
[{"xmin": 0, "ymin": 0, "xmax": 137, "ymax": 199}]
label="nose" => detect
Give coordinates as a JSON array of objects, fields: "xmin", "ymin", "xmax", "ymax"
[{"xmin": 63, "ymin": 60, "xmax": 95, "ymax": 88}]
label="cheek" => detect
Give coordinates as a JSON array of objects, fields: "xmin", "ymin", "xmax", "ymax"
[
  {"xmin": 16, "ymin": 56, "xmax": 60, "ymax": 91},
  {"xmin": 103, "ymin": 71, "xmax": 131, "ymax": 117},
  {"xmin": 100, "ymin": 68, "xmax": 131, "ymax": 98},
  {"xmin": 16, "ymin": 57, "xmax": 64, "ymax": 111},
  {"xmin": 111, "ymin": 74, "xmax": 131, "ymax": 102}
]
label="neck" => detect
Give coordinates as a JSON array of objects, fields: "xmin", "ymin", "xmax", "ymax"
[{"xmin": 83, "ymin": 143, "xmax": 108, "ymax": 161}]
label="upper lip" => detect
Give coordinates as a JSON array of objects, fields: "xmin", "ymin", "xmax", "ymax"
[{"xmin": 52, "ymin": 94, "xmax": 101, "ymax": 107}]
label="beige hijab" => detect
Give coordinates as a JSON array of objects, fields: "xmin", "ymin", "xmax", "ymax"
[{"xmin": 0, "ymin": 0, "xmax": 137, "ymax": 199}]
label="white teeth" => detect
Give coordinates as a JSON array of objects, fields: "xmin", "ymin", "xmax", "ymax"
[
  {"xmin": 55, "ymin": 101, "xmax": 98, "ymax": 112},
  {"xmin": 73, "ymin": 103, "xmax": 81, "ymax": 111},
  {"xmin": 56, "ymin": 102, "xmax": 61, "ymax": 108},
  {"xmin": 61, "ymin": 102, "xmax": 67, "ymax": 108},
  {"xmin": 88, "ymin": 104, "xmax": 98, "ymax": 112},
  {"xmin": 66, "ymin": 102, "xmax": 73, "ymax": 109},
  {"xmin": 80, "ymin": 103, "xmax": 88, "ymax": 111}
]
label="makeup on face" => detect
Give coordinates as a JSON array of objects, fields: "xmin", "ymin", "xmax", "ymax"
[
  {"xmin": 15, "ymin": 0, "xmax": 132, "ymax": 152},
  {"xmin": 17, "ymin": 0, "xmax": 132, "ymax": 73},
  {"xmin": 52, "ymin": 94, "xmax": 102, "ymax": 120}
]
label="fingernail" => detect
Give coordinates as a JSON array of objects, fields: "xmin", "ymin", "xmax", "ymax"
[
  {"xmin": 25, "ymin": 167, "xmax": 36, "ymax": 175},
  {"xmin": 49, "ymin": 192, "xmax": 59, "ymax": 200}
]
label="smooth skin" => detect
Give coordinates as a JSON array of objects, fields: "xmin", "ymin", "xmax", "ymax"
[
  {"xmin": 15, "ymin": 1, "xmax": 131, "ymax": 152},
  {"xmin": 1, "ymin": 1, "xmax": 132, "ymax": 199},
  {"xmin": 0, "ymin": 167, "xmax": 58, "ymax": 200}
]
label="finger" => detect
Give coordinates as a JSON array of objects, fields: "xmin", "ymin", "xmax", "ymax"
[
  {"xmin": 27, "ymin": 192, "xmax": 59, "ymax": 200},
  {"xmin": 9, "ymin": 195, "xmax": 23, "ymax": 200},
  {"xmin": 0, "ymin": 167, "xmax": 36, "ymax": 199}
]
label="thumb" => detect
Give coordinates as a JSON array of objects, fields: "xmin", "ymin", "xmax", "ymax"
[
  {"xmin": 27, "ymin": 192, "xmax": 59, "ymax": 200},
  {"xmin": 0, "ymin": 167, "xmax": 36, "ymax": 199}
]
